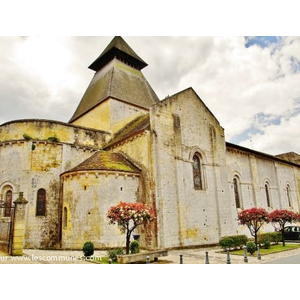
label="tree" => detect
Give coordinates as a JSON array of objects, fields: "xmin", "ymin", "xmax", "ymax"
[
  {"xmin": 269, "ymin": 209, "xmax": 300, "ymax": 246},
  {"xmin": 238, "ymin": 207, "xmax": 269, "ymax": 245},
  {"xmin": 107, "ymin": 202, "xmax": 156, "ymax": 254}
]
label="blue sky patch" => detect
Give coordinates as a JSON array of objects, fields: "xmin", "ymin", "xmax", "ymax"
[
  {"xmin": 231, "ymin": 127, "xmax": 264, "ymax": 145},
  {"xmin": 244, "ymin": 36, "xmax": 279, "ymax": 48},
  {"xmin": 255, "ymin": 112, "xmax": 281, "ymax": 126},
  {"xmin": 231, "ymin": 112, "xmax": 283, "ymax": 145}
]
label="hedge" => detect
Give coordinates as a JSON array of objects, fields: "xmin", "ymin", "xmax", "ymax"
[
  {"xmin": 219, "ymin": 235, "xmax": 248, "ymax": 250},
  {"xmin": 257, "ymin": 232, "xmax": 282, "ymax": 245}
]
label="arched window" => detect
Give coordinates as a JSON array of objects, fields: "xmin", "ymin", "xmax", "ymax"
[
  {"xmin": 286, "ymin": 184, "xmax": 292, "ymax": 207},
  {"xmin": 4, "ymin": 190, "xmax": 12, "ymax": 217},
  {"xmin": 63, "ymin": 207, "xmax": 68, "ymax": 229},
  {"xmin": 265, "ymin": 183, "xmax": 271, "ymax": 208},
  {"xmin": 233, "ymin": 177, "xmax": 242, "ymax": 209},
  {"xmin": 193, "ymin": 153, "xmax": 203, "ymax": 190},
  {"xmin": 36, "ymin": 189, "xmax": 46, "ymax": 216}
]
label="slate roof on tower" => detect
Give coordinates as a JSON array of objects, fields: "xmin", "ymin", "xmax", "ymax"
[{"xmin": 69, "ymin": 37, "xmax": 159, "ymax": 123}]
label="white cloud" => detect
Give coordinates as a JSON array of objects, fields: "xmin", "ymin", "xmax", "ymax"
[
  {"xmin": 241, "ymin": 112, "xmax": 300, "ymax": 155},
  {"xmin": 0, "ymin": 37, "xmax": 101, "ymax": 122},
  {"xmin": 1, "ymin": 36, "xmax": 300, "ymax": 155},
  {"xmin": 143, "ymin": 36, "xmax": 300, "ymax": 155}
]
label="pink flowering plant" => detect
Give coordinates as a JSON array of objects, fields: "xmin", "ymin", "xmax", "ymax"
[
  {"xmin": 238, "ymin": 207, "xmax": 269, "ymax": 245},
  {"xmin": 107, "ymin": 202, "xmax": 156, "ymax": 254},
  {"xmin": 269, "ymin": 209, "xmax": 300, "ymax": 246}
]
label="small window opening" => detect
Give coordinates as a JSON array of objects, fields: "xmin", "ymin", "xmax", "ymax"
[
  {"xmin": 287, "ymin": 184, "xmax": 292, "ymax": 207},
  {"xmin": 63, "ymin": 207, "xmax": 68, "ymax": 229},
  {"xmin": 265, "ymin": 183, "xmax": 271, "ymax": 208},
  {"xmin": 36, "ymin": 189, "xmax": 46, "ymax": 216},
  {"xmin": 4, "ymin": 190, "xmax": 12, "ymax": 217},
  {"xmin": 233, "ymin": 177, "xmax": 241, "ymax": 209}
]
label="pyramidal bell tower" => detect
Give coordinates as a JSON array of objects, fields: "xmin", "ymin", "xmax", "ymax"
[{"xmin": 69, "ymin": 36, "xmax": 159, "ymax": 133}]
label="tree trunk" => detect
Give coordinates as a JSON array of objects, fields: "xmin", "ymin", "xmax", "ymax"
[
  {"xmin": 125, "ymin": 225, "xmax": 137, "ymax": 254},
  {"xmin": 126, "ymin": 231, "xmax": 131, "ymax": 254},
  {"xmin": 281, "ymin": 228, "xmax": 286, "ymax": 247}
]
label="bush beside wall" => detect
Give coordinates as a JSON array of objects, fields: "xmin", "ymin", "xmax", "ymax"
[{"xmin": 219, "ymin": 235, "xmax": 248, "ymax": 250}]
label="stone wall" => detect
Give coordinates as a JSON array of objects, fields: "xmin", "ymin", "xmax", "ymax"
[
  {"xmin": 226, "ymin": 146, "xmax": 300, "ymax": 212},
  {"xmin": 150, "ymin": 88, "xmax": 234, "ymax": 249},
  {"xmin": 72, "ymin": 98, "xmax": 147, "ymax": 133},
  {"xmin": 0, "ymin": 119, "xmax": 110, "ymax": 147},
  {"xmin": 71, "ymin": 99, "xmax": 111, "ymax": 132},
  {"xmin": 109, "ymin": 99, "xmax": 148, "ymax": 133},
  {"xmin": 106, "ymin": 131, "xmax": 158, "ymax": 249},
  {"xmin": 61, "ymin": 171, "xmax": 140, "ymax": 249},
  {"xmin": 150, "ymin": 88, "xmax": 300, "ymax": 248},
  {"xmin": 226, "ymin": 145, "xmax": 300, "ymax": 236},
  {"xmin": 0, "ymin": 120, "xmax": 110, "ymax": 249},
  {"xmin": 0, "ymin": 139, "xmax": 104, "ymax": 249},
  {"xmin": 1, "ymin": 97, "xmax": 300, "ymax": 250}
]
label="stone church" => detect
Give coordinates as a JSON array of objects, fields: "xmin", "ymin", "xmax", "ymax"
[{"xmin": 1, "ymin": 36, "xmax": 300, "ymax": 250}]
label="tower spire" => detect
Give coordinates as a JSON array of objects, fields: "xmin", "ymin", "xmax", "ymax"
[
  {"xmin": 69, "ymin": 36, "xmax": 158, "ymax": 125},
  {"xmin": 89, "ymin": 36, "xmax": 148, "ymax": 72}
]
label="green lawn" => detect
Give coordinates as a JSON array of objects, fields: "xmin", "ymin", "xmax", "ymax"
[{"xmin": 230, "ymin": 243, "xmax": 300, "ymax": 256}]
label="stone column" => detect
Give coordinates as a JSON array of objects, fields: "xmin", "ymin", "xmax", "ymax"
[{"xmin": 11, "ymin": 192, "xmax": 28, "ymax": 256}]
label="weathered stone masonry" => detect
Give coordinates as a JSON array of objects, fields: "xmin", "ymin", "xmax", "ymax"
[
  {"xmin": 1, "ymin": 36, "xmax": 300, "ymax": 250},
  {"xmin": 0, "ymin": 120, "xmax": 110, "ymax": 249}
]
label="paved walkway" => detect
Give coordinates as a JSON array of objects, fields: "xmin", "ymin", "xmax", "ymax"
[
  {"xmin": 1, "ymin": 246, "xmax": 300, "ymax": 264},
  {"xmin": 166, "ymin": 245, "xmax": 300, "ymax": 264}
]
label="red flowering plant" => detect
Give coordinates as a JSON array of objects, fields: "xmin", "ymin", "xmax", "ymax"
[
  {"xmin": 107, "ymin": 202, "xmax": 156, "ymax": 254},
  {"xmin": 238, "ymin": 207, "xmax": 269, "ymax": 245},
  {"xmin": 269, "ymin": 209, "xmax": 300, "ymax": 246}
]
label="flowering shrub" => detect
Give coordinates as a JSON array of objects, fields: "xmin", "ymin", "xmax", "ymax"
[
  {"xmin": 269, "ymin": 209, "xmax": 300, "ymax": 227},
  {"xmin": 238, "ymin": 207, "xmax": 269, "ymax": 245},
  {"xmin": 269, "ymin": 209, "xmax": 300, "ymax": 246},
  {"xmin": 107, "ymin": 202, "xmax": 155, "ymax": 254}
]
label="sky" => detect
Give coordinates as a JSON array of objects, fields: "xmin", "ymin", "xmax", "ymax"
[{"xmin": 1, "ymin": 36, "xmax": 300, "ymax": 155}]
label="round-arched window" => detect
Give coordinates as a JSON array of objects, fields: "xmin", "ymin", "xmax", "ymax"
[{"xmin": 193, "ymin": 154, "xmax": 203, "ymax": 190}]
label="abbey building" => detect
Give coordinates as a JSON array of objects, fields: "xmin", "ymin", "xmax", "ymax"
[{"xmin": 1, "ymin": 36, "xmax": 300, "ymax": 250}]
